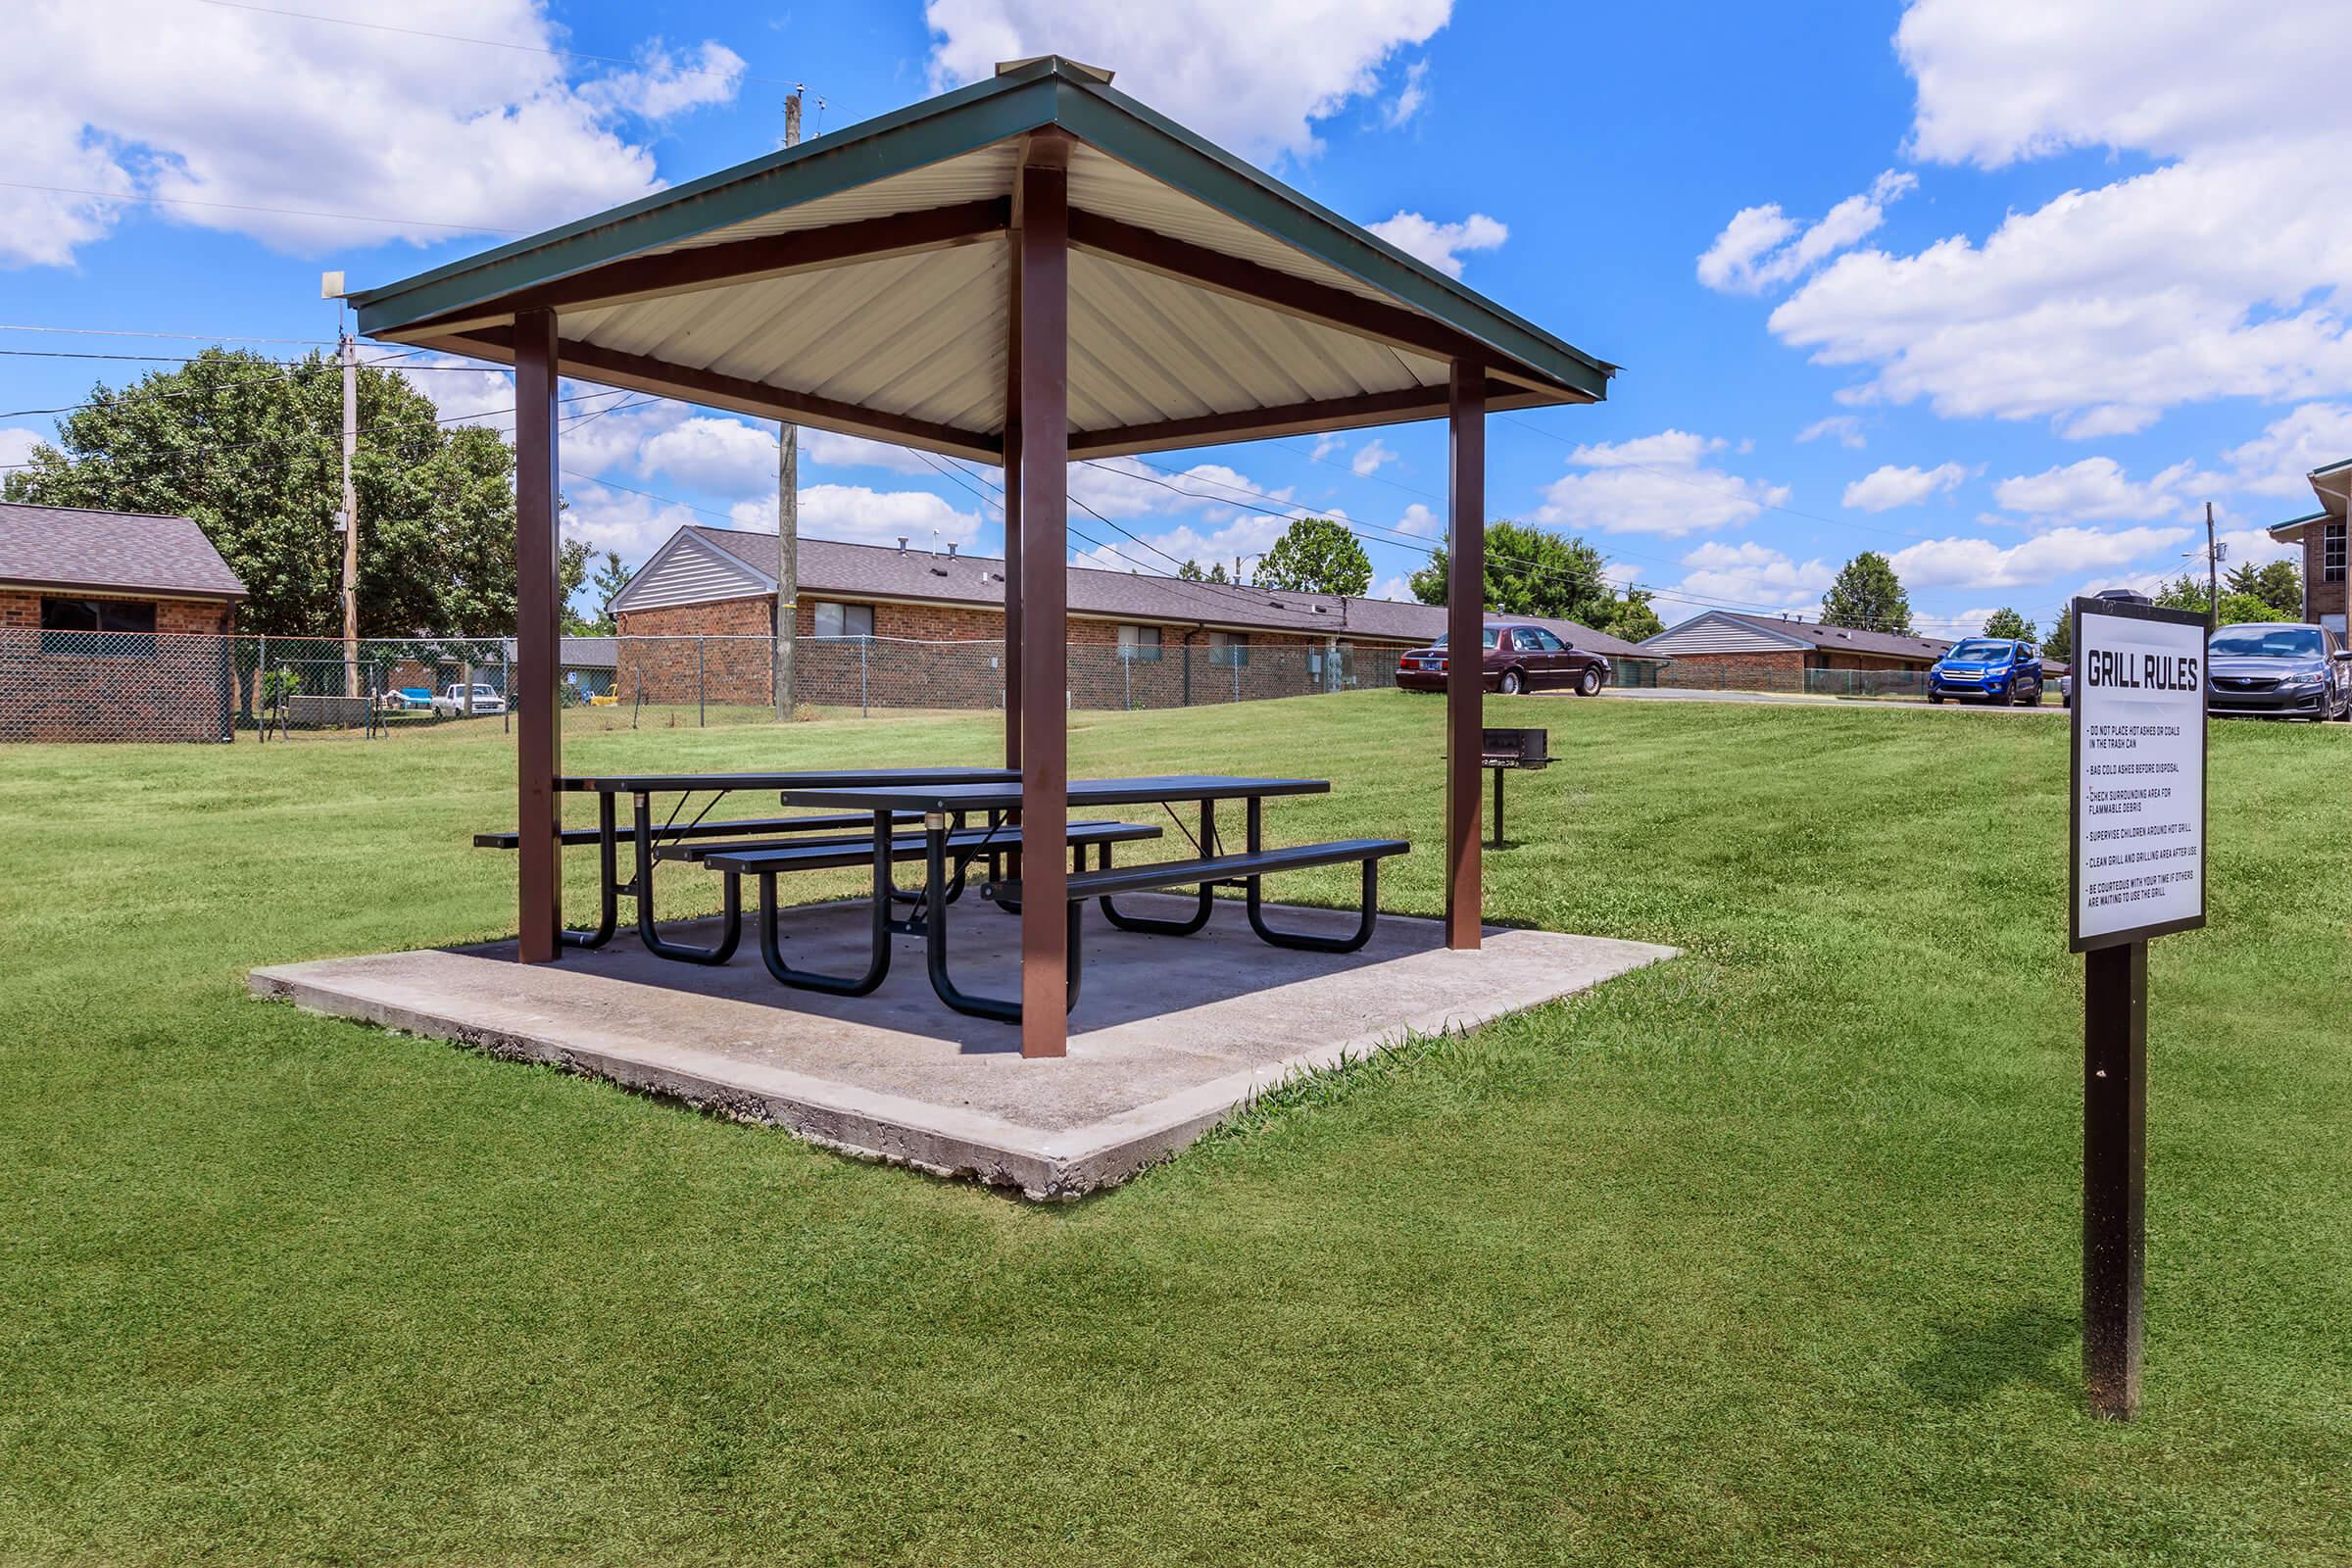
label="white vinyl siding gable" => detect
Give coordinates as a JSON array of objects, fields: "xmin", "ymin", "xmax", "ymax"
[
  {"xmin": 608, "ymin": 533, "xmax": 771, "ymax": 613},
  {"xmin": 1640, "ymin": 612, "xmax": 1810, "ymax": 657}
]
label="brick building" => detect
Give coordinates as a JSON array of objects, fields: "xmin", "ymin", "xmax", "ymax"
[
  {"xmin": 2266, "ymin": 456, "xmax": 2349, "ymax": 637},
  {"xmin": 0, "ymin": 501, "xmax": 246, "ymax": 742},
  {"xmin": 1636, "ymin": 610, "xmax": 1951, "ymax": 690},
  {"xmin": 609, "ymin": 526, "xmax": 1663, "ymax": 710}
]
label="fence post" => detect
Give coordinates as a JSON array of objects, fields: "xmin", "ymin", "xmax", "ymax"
[
  {"xmin": 632, "ymin": 666, "xmax": 642, "ymax": 729},
  {"xmin": 697, "ymin": 636, "xmax": 706, "ymax": 727},
  {"xmin": 859, "ymin": 637, "xmax": 869, "ymax": 718},
  {"xmin": 1123, "ymin": 652, "xmax": 1131, "ymax": 710},
  {"xmin": 502, "ymin": 643, "xmax": 512, "ymax": 734},
  {"xmin": 255, "ymin": 634, "xmax": 267, "ymax": 744}
]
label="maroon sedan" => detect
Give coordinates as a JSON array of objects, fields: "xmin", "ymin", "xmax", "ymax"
[{"xmin": 1396, "ymin": 623, "xmax": 1612, "ymax": 696}]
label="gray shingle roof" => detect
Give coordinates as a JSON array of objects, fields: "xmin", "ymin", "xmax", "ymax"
[
  {"xmin": 683, "ymin": 527, "xmax": 1659, "ymax": 662},
  {"xmin": 0, "ymin": 501, "xmax": 246, "ymax": 599}
]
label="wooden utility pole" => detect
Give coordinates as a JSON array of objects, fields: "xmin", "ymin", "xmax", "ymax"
[
  {"xmin": 774, "ymin": 86, "xmax": 804, "ymax": 721},
  {"xmin": 339, "ymin": 329, "xmax": 360, "ymax": 697}
]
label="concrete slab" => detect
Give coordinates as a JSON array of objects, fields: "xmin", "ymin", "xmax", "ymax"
[{"xmin": 250, "ymin": 897, "xmax": 1675, "ymax": 1199}]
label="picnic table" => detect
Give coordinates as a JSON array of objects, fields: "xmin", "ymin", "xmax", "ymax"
[
  {"xmin": 720, "ymin": 775, "xmax": 1404, "ymax": 1022},
  {"xmin": 478, "ymin": 767, "xmax": 1018, "ymax": 960}
]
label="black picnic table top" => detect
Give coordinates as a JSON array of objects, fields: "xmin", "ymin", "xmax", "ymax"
[
  {"xmin": 559, "ymin": 766, "xmax": 1018, "ymax": 794},
  {"xmin": 776, "ymin": 774, "xmax": 1330, "ymax": 812}
]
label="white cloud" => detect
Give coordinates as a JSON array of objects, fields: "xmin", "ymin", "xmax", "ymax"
[
  {"xmin": 2215, "ymin": 526, "xmax": 2301, "ymax": 567},
  {"xmin": 1072, "ymin": 513, "xmax": 1288, "ymax": 578},
  {"xmin": 1366, "ymin": 211, "xmax": 1507, "ymax": 278},
  {"xmin": 1065, "ymin": 455, "xmax": 1293, "ymax": 520},
  {"xmin": 0, "ymin": 427, "xmax": 48, "ymax": 469},
  {"xmin": 1742, "ymin": 0, "xmax": 2352, "ymax": 434},
  {"xmin": 1394, "ymin": 501, "xmax": 1441, "ymax": 536},
  {"xmin": 1535, "ymin": 428, "xmax": 1792, "ymax": 538},
  {"xmin": 1991, "ymin": 456, "xmax": 2204, "ymax": 522},
  {"xmin": 1370, "ymin": 574, "xmax": 1417, "ymax": 604},
  {"xmin": 800, "ymin": 429, "xmax": 938, "ymax": 475},
  {"xmin": 1696, "ymin": 171, "xmax": 1915, "ymax": 294},
  {"xmin": 1351, "ymin": 438, "xmax": 1397, "ymax": 477},
  {"xmin": 1385, "ymin": 59, "xmax": 1431, "ymax": 127},
  {"xmin": 2223, "ymin": 403, "xmax": 2352, "ymax": 497},
  {"xmin": 1842, "ymin": 461, "xmax": 1968, "ymax": 513},
  {"xmin": 728, "ymin": 485, "xmax": 983, "ymax": 549},
  {"xmin": 1797, "ymin": 415, "xmax": 1866, "ymax": 449},
  {"xmin": 1673, "ymin": 540, "xmax": 1836, "ymax": 611},
  {"xmin": 924, "ymin": 0, "xmax": 1451, "ymax": 163},
  {"xmin": 0, "ymin": 2, "xmax": 744, "ymax": 266},
  {"xmin": 563, "ymin": 482, "xmax": 706, "ymax": 560},
  {"xmin": 394, "ymin": 356, "xmax": 515, "ymax": 433},
  {"xmin": 638, "ymin": 416, "xmax": 778, "ymax": 497},
  {"xmin": 1889, "ymin": 525, "xmax": 2192, "ymax": 589}
]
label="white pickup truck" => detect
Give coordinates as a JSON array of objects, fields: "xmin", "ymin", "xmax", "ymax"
[{"xmin": 430, "ymin": 682, "xmax": 507, "ymax": 716}]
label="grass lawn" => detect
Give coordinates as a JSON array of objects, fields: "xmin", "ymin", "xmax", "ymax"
[{"xmin": 2, "ymin": 693, "xmax": 2346, "ymax": 1565}]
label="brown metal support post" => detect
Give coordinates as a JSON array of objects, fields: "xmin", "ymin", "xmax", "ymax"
[
  {"xmin": 1003, "ymin": 229, "xmax": 1024, "ymax": 769},
  {"xmin": 1016, "ymin": 147, "xmax": 1070, "ymax": 1056},
  {"xmin": 2083, "ymin": 939, "xmax": 2146, "ymax": 1418},
  {"xmin": 514, "ymin": 308, "xmax": 563, "ymax": 961},
  {"xmin": 1445, "ymin": 360, "xmax": 1486, "ymax": 950}
]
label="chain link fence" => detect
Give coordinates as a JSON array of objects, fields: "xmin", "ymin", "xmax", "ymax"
[{"xmin": 0, "ymin": 630, "xmax": 1402, "ymax": 742}]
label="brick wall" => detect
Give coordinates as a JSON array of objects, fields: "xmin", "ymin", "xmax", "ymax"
[
  {"xmin": 1654, "ymin": 649, "xmax": 1808, "ymax": 691},
  {"xmin": 0, "ymin": 590, "xmax": 238, "ymax": 742},
  {"xmin": 2302, "ymin": 523, "xmax": 2346, "ymax": 624},
  {"xmin": 612, "ymin": 592, "xmax": 1411, "ymax": 710}
]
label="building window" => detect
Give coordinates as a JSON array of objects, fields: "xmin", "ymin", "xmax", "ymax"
[
  {"xmin": 40, "ymin": 597, "xmax": 157, "ymax": 656},
  {"xmin": 2326, "ymin": 522, "xmax": 2346, "ymax": 584},
  {"xmin": 1117, "ymin": 624, "xmax": 1162, "ymax": 662},
  {"xmin": 1208, "ymin": 630, "xmax": 1249, "ymax": 666},
  {"xmin": 811, "ymin": 601, "xmax": 874, "ymax": 639}
]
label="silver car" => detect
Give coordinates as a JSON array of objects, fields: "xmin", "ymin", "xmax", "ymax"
[{"xmin": 2204, "ymin": 622, "xmax": 2350, "ymax": 721}]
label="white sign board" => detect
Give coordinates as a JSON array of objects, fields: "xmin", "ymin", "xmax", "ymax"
[{"xmin": 2070, "ymin": 599, "xmax": 2208, "ymax": 950}]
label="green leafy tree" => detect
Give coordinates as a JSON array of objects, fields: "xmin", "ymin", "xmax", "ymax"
[
  {"xmin": 2150, "ymin": 572, "xmax": 2286, "ymax": 626},
  {"xmin": 2151, "ymin": 574, "xmax": 2209, "ymax": 613},
  {"xmin": 1176, "ymin": 558, "xmax": 1231, "ymax": 584},
  {"xmin": 584, "ymin": 550, "xmax": 632, "ymax": 634},
  {"xmin": 1406, "ymin": 518, "xmax": 1657, "ymax": 637},
  {"xmin": 1981, "ymin": 607, "xmax": 2035, "ymax": 641},
  {"xmin": 1819, "ymin": 552, "xmax": 1915, "ymax": 635},
  {"xmin": 2225, "ymin": 559, "xmax": 2302, "ymax": 617},
  {"xmin": 1252, "ymin": 516, "xmax": 1372, "ymax": 597},
  {"xmin": 2044, "ymin": 607, "xmax": 2072, "ymax": 662},
  {"xmin": 3, "ymin": 346, "xmax": 518, "ymax": 637},
  {"xmin": 558, "ymin": 538, "xmax": 597, "ymax": 635}
]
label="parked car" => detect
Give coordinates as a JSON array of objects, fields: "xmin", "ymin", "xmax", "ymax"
[
  {"xmin": 1396, "ymin": 623, "xmax": 1612, "ymax": 696},
  {"xmin": 387, "ymin": 686, "xmax": 435, "ymax": 711},
  {"xmin": 2205, "ymin": 621, "xmax": 2350, "ymax": 721},
  {"xmin": 1929, "ymin": 637, "xmax": 2044, "ymax": 705},
  {"xmin": 431, "ymin": 682, "xmax": 507, "ymax": 716}
]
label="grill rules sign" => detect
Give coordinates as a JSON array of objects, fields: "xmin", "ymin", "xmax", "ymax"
[{"xmin": 2070, "ymin": 598, "xmax": 2208, "ymax": 950}]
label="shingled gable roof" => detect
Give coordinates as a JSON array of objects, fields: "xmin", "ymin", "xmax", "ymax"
[
  {"xmin": 1641, "ymin": 608, "xmax": 1952, "ymax": 662},
  {"xmin": 0, "ymin": 501, "xmax": 246, "ymax": 600},
  {"xmin": 635, "ymin": 525, "xmax": 1658, "ymax": 662}
]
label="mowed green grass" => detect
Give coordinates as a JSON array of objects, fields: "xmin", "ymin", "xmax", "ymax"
[{"xmin": 1, "ymin": 694, "xmax": 2345, "ymax": 1566}]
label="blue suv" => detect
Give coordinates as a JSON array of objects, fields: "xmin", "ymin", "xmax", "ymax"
[{"xmin": 1930, "ymin": 637, "xmax": 2044, "ymax": 706}]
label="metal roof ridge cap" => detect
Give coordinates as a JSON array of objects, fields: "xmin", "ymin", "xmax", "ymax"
[{"xmin": 1049, "ymin": 78, "xmax": 1617, "ymax": 387}]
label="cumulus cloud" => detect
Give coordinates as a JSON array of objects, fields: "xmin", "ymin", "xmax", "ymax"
[
  {"xmin": 1696, "ymin": 171, "xmax": 1915, "ymax": 294},
  {"xmin": 1991, "ymin": 456, "xmax": 2205, "ymax": 523},
  {"xmin": 1366, "ymin": 211, "xmax": 1507, "ymax": 278},
  {"xmin": 1842, "ymin": 461, "xmax": 1968, "ymax": 513},
  {"xmin": 1742, "ymin": 0, "xmax": 2352, "ymax": 435},
  {"xmin": 2223, "ymin": 403, "xmax": 2352, "ymax": 497},
  {"xmin": 638, "ymin": 416, "xmax": 778, "ymax": 497},
  {"xmin": 1797, "ymin": 415, "xmax": 1867, "ymax": 449},
  {"xmin": 1065, "ymin": 455, "xmax": 1293, "ymax": 520},
  {"xmin": 1394, "ymin": 501, "xmax": 1441, "ymax": 536},
  {"xmin": 924, "ymin": 0, "xmax": 1451, "ymax": 163},
  {"xmin": 1535, "ymin": 429, "xmax": 1791, "ymax": 538},
  {"xmin": 1889, "ymin": 525, "xmax": 2193, "ymax": 589},
  {"xmin": 1673, "ymin": 540, "xmax": 1836, "ymax": 612},
  {"xmin": 563, "ymin": 482, "xmax": 708, "ymax": 560},
  {"xmin": 0, "ymin": 2, "xmax": 746, "ymax": 265},
  {"xmin": 1385, "ymin": 59, "xmax": 1431, "ymax": 127},
  {"xmin": 729, "ymin": 485, "xmax": 983, "ymax": 549},
  {"xmin": 800, "ymin": 429, "xmax": 938, "ymax": 475},
  {"xmin": 0, "ymin": 427, "xmax": 49, "ymax": 469},
  {"xmin": 1351, "ymin": 438, "xmax": 1397, "ymax": 476}
]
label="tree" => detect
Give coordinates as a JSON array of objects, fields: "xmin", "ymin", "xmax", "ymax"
[
  {"xmin": 3, "ymin": 346, "xmax": 518, "ymax": 637},
  {"xmin": 2044, "ymin": 606, "xmax": 2072, "ymax": 662},
  {"xmin": 2225, "ymin": 559, "xmax": 2302, "ymax": 618},
  {"xmin": 1819, "ymin": 552, "xmax": 1915, "ymax": 635},
  {"xmin": 1177, "ymin": 558, "xmax": 1230, "ymax": 584},
  {"xmin": 558, "ymin": 538, "xmax": 595, "ymax": 635},
  {"xmin": 1252, "ymin": 516, "xmax": 1371, "ymax": 597},
  {"xmin": 1406, "ymin": 518, "xmax": 1657, "ymax": 637},
  {"xmin": 585, "ymin": 550, "xmax": 632, "ymax": 634},
  {"xmin": 2151, "ymin": 572, "xmax": 2287, "ymax": 626},
  {"xmin": 1982, "ymin": 607, "xmax": 2035, "ymax": 641}
]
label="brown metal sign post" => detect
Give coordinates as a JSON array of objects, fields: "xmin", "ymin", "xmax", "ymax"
[{"xmin": 2068, "ymin": 596, "xmax": 2208, "ymax": 1419}]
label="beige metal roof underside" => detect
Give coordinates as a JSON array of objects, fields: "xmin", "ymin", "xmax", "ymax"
[{"xmin": 539, "ymin": 140, "xmax": 1454, "ymax": 444}]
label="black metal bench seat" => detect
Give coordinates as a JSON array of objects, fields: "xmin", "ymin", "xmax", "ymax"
[
  {"xmin": 989, "ymin": 838, "xmax": 1410, "ymax": 956},
  {"xmin": 703, "ymin": 820, "xmax": 1162, "ymax": 997}
]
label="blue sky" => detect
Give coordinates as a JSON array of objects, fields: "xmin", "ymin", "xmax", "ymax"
[{"xmin": 5, "ymin": 0, "xmax": 2347, "ymax": 638}]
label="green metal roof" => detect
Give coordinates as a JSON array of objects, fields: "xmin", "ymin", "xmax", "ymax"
[{"xmin": 353, "ymin": 57, "xmax": 1614, "ymax": 420}]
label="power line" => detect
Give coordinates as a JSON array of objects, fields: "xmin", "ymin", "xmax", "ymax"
[
  {"xmin": 0, "ymin": 324, "xmax": 335, "ymax": 346},
  {"xmin": 0, "ymin": 349, "xmax": 428, "ymax": 421}
]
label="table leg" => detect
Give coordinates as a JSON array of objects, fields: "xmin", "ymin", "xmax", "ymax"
[
  {"xmin": 755, "ymin": 807, "xmax": 895, "ymax": 994},
  {"xmin": 558, "ymin": 790, "xmax": 618, "ymax": 949},
  {"xmin": 632, "ymin": 790, "xmax": 742, "ymax": 964},
  {"xmin": 925, "ymin": 810, "xmax": 1079, "ymax": 1021}
]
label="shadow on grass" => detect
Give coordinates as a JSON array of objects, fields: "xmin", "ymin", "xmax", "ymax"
[{"xmin": 1901, "ymin": 1303, "xmax": 2077, "ymax": 1407}]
